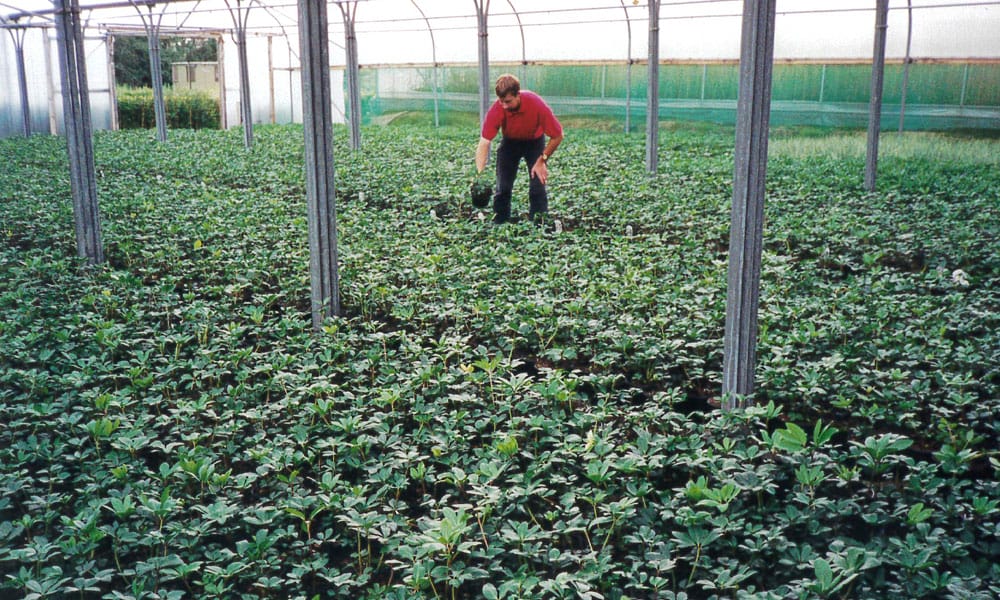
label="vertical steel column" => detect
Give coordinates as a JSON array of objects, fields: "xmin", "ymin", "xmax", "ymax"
[
  {"xmin": 134, "ymin": 3, "xmax": 168, "ymax": 142},
  {"xmin": 299, "ymin": 0, "xmax": 341, "ymax": 327},
  {"xmin": 237, "ymin": 24, "xmax": 252, "ymax": 147},
  {"xmin": 721, "ymin": 0, "xmax": 777, "ymax": 407},
  {"xmin": 865, "ymin": 0, "xmax": 889, "ymax": 192},
  {"xmin": 431, "ymin": 65, "xmax": 440, "ymax": 129},
  {"xmin": 626, "ymin": 59, "xmax": 633, "ymax": 134},
  {"xmin": 268, "ymin": 35, "xmax": 276, "ymax": 124},
  {"xmin": 7, "ymin": 25, "xmax": 32, "ymax": 136},
  {"xmin": 898, "ymin": 0, "xmax": 912, "ymax": 134},
  {"xmin": 147, "ymin": 28, "xmax": 167, "ymax": 141},
  {"xmin": 288, "ymin": 44, "xmax": 295, "ymax": 123},
  {"xmin": 819, "ymin": 63, "xmax": 826, "ymax": 103},
  {"xmin": 474, "ymin": 0, "xmax": 491, "ymax": 126},
  {"xmin": 700, "ymin": 63, "xmax": 707, "ymax": 100},
  {"xmin": 336, "ymin": 1, "xmax": 362, "ymax": 151},
  {"xmin": 645, "ymin": 0, "xmax": 660, "ymax": 173},
  {"xmin": 217, "ymin": 35, "xmax": 228, "ymax": 129},
  {"xmin": 620, "ymin": 0, "xmax": 633, "ymax": 134},
  {"xmin": 106, "ymin": 33, "xmax": 119, "ymax": 130},
  {"xmin": 54, "ymin": 0, "xmax": 104, "ymax": 265},
  {"xmin": 42, "ymin": 28, "xmax": 58, "ymax": 135},
  {"xmin": 959, "ymin": 64, "xmax": 969, "ymax": 107},
  {"xmin": 226, "ymin": 0, "xmax": 254, "ymax": 148}
]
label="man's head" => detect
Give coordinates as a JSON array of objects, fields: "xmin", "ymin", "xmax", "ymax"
[{"xmin": 495, "ymin": 74, "xmax": 521, "ymax": 112}]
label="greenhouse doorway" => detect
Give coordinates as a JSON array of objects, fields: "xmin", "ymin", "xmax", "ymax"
[{"xmin": 110, "ymin": 32, "xmax": 223, "ymax": 131}]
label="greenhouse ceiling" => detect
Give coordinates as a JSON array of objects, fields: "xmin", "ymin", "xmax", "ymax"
[{"xmin": 2, "ymin": 0, "xmax": 998, "ymax": 64}]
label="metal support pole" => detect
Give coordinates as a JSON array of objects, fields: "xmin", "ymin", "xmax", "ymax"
[
  {"xmin": 42, "ymin": 28, "xmax": 58, "ymax": 135},
  {"xmin": 268, "ymin": 35, "xmax": 276, "ymax": 124},
  {"xmin": 431, "ymin": 63, "xmax": 440, "ymax": 127},
  {"xmin": 625, "ymin": 60, "xmax": 633, "ymax": 133},
  {"xmin": 348, "ymin": 23, "xmax": 360, "ymax": 149},
  {"xmin": 819, "ymin": 63, "xmax": 826, "ymax": 103},
  {"xmin": 135, "ymin": 3, "xmax": 168, "ymax": 142},
  {"xmin": 288, "ymin": 43, "xmax": 295, "ymax": 123},
  {"xmin": 299, "ymin": 0, "xmax": 341, "ymax": 327},
  {"xmin": 701, "ymin": 63, "xmax": 707, "ymax": 101},
  {"xmin": 621, "ymin": 0, "xmax": 633, "ymax": 134},
  {"xmin": 645, "ymin": 0, "xmax": 660, "ymax": 173},
  {"xmin": 959, "ymin": 64, "xmax": 969, "ymax": 107},
  {"xmin": 865, "ymin": 0, "xmax": 889, "ymax": 192},
  {"xmin": 722, "ymin": 0, "xmax": 777, "ymax": 407},
  {"xmin": 226, "ymin": 0, "xmax": 254, "ymax": 148},
  {"xmin": 54, "ymin": 0, "xmax": 104, "ymax": 265},
  {"xmin": 336, "ymin": 1, "xmax": 362, "ymax": 151},
  {"xmin": 237, "ymin": 26, "xmax": 252, "ymax": 147},
  {"xmin": 149, "ymin": 21, "xmax": 167, "ymax": 141},
  {"xmin": 7, "ymin": 25, "xmax": 32, "ymax": 136},
  {"xmin": 217, "ymin": 35, "xmax": 228, "ymax": 128},
  {"xmin": 474, "ymin": 0, "xmax": 491, "ymax": 126},
  {"xmin": 898, "ymin": 0, "xmax": 912, "ymax": 134},
  {"xmin": 106, "ymin": 33, "xmax": 119, "ymax": 130}
]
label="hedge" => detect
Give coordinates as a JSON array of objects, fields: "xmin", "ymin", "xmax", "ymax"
[{"xmin": 117, "ymin": 86, "xmax": 220, "ymax": 130}]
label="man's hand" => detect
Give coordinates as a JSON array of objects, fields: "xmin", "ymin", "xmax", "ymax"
[{"xmin": 531, "ymin": 157, "xmax": 549, "ymax": 185}]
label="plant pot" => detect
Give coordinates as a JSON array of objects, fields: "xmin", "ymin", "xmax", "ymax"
[{"xmin": 470, "ymin": 181, "xmax": 492, "ymax": 208}]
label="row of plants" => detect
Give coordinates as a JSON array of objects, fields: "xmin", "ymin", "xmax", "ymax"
[
  {"xmin": 117, "ymin": 86, "xmax": 220, "ymax": 131},
  {"xmin": 1, "ymin": 123, "xmax": 998, "ymax": 598}
]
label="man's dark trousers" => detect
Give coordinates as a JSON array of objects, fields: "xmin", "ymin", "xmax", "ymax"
[{"xmin": 493, "ymin": 136, "xmax": 547, "ymax": 224}]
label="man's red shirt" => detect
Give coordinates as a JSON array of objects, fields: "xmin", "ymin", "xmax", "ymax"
[{"xmin": 481, "ymin": 91, "xmax": 563, "ymax": 142}]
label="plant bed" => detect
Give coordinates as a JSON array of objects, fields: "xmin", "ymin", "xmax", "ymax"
[{"xmin": 1, "ymin": 124, "xmax": 998, "ymax": 599}]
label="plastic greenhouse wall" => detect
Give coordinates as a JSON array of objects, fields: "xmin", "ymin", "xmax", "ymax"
[
  {"xmin": 0, "ymin": 27, "xmax": 114, "ymax": 138},
  {"xmin": 213, "ymin": 31, "xmax": 341, "ymax": 130}
]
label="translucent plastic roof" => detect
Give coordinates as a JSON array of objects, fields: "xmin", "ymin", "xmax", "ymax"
[{"xmin": 2, "ymin": 0, "xmax": 999, "ymax": 64}]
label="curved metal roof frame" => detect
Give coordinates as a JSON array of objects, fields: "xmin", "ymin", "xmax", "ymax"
[{"xmin": 4, "ymin": 2, "xmax": 1000, "ymax": 65}]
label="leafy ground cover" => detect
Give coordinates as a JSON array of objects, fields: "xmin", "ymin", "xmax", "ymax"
[{"xmin": 1, "ymin": 123, "xmax": 998, "ymax": 599}]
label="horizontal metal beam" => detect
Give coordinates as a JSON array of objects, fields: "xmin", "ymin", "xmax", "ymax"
[
  {"xmin": 99, "ymin": 23, "xmax": 224, "ymax": 35},
  {"xmin": 7, "ymin": 0, "xmax": 154, "ymax": 21}
]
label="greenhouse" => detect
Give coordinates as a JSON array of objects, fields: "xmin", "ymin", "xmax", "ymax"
[
  {"xmin": 3, "ymin": 0, "xmax": 1000, "ymax": 138},
  {"xmin": 1, "ymin": 1, "xmax": 998, "ymax": 598}
]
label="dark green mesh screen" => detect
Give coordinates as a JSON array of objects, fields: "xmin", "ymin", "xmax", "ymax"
[{"xmin": 357, "ymin": 61, "xmax": 1000, "ymax": 131}]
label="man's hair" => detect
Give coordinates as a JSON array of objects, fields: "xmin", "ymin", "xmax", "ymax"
[{"xmin": 495, "ymin": 74, "xmax": 520, "ymax": 98}]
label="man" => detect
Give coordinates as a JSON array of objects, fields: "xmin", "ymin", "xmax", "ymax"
[{"xmin": 475, "ymin": 74, "xmax": 564, "ymax": 225}]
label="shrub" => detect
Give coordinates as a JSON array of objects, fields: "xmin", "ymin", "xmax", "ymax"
[{"xmin": 117, "ymin": 85, "xmax": 220, "ymax": 130}]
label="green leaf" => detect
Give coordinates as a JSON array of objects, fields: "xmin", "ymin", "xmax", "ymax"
[
  {"xmin": 814, "ymin": 558, "xmax": 834, "ymax": 590},
  {"xmin": 482, "ymin": 583, "xmax": 498, "ymax": 600},
  {"xmin": 812, "ymin": 419, "xmax": 838, "ymax": 447},
  {"xmin": 770, "ymin": 422, "xmax": 808, "ymax": 453},
  {"xmin": 906, "ymin": 502, "xmax": 933, "ymax": 525}
]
